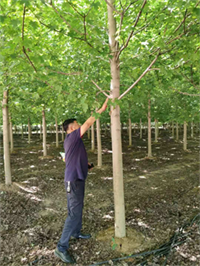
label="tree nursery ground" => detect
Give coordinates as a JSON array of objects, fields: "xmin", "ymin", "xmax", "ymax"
[{"xmin": 0, "ymin": 129, "xmax": 199, "ymax": 266}]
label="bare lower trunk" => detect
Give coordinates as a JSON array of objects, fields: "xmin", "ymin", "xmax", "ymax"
[
  {"xmin": 28, "ymin": 118, "xmax": 31, "ymax": 144},
  {"xmin": 91, "ymin": 124, "xmax": 95, "ymax": 151},
  {"xmin": 96, "ymin": 118, "xmax": 102, "ymax": 167},
  {"xmin": 129, "ymin": 118, "xmax": 132, "ymax": 146},
  {"xmin": 140, "ymin": 119, "xmax": 142, "ymax": 139},
  {"xmin": 55, "ymin": 117, "xmax": 59, "ymax": 147},
  {"xmin": 155, "ymin": 119, "xmax": 158, "ymax": 143},
  {"xmin": 108, "ymin": 0, "xmax": 125, "ymax": 238},
  {"xmin": 9, "ymin": 116, "xmax": 14, "ymax": 153},
  {"xmin": 191, "ymin": 121, "xmax": 194, "ymax": 138},
  {"xmin": 2, "ymin": 90, "xmax": 12, "ymax": 185},
  {"xmin": 14, "ymin": 125, "xmax": 17, "ymax": 134},
  {"xmin": 42, "ymin": 109, "xmax": 47, "ymax": 156},
  {"xmin": 148, "ymin": 97, "xmax": 152, "ymax": 157},
  {"xmin": 172, "ymin": 121, "xmax": 174, "ymax": 138},
  {"xmin": 183, "ymin": 121, "xmax": 187, "ymax": 150},
  {"xmin": 176, "ymin": 122, "xmax": 179, "ymax": 140}
]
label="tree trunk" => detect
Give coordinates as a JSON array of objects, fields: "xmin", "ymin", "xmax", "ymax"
[
  {"xmin": 2, "ymin": 90, "xmax": 12, "ymax": 185},
  {"xmin": 183, "ymin": 121, "xmax": 187, "ymax": 150},
  {"xmin": 148, "ymin": 96, "xmax": 152, "ymax": 157},
  {"xmin": 191, "ymin": 121, "xmax": 194, "ymax": 138},
  {"xmin": 28, "ymin": 118, "xmax": 31, "ymax": 144},
  {"xmin": 42, "ymin": 109, "xmax": 47, "ymax": 156},
  {"xmin": 55, "ymin": 117, "xmax": 59, "ymax": 147},
  {"xmin": 176, "ymin": 122, "xmax": 179, "ymax": 141},
  {"xmin": 96, "ymin": 118, "xmax": 102, "ymax": 167},
  {"xmin": 62, "ymin": 124, "xmax": 64, "ymax": 141},
  {"xmin": 21, "ymin": 124, "xmax": 24, "ymax": 139},
  {"xmin": 155, "ymin": 119, "xmax": 158, "ymax": 143},
  {"xmin": 129, "ymin": 118, "xmax": 132, "ymax": 146},
  {"xmin": 91, "ymin": 123, "xmax": 95, "ymax": 151},
  {"xmin": 140, "ymin": 119, "xmax": 142, "ymax": 139},
  {"xmin": 87, "ymin": 127, "xmax": 90, "ymax": 140},
  {"xmin": 40, "ymin": 120, "xmax": 42, "ymax": 139},
  {"xmin": 108, "ymin": 0, "xmax": 126, "ymax": 238},
  {"xmin": 172, "ymin": 121, "xmax": 174, "ymax": 138},
  {"xmin": 14, "ymin": 125, "xmax": 17, "ymax": 134},
  {"xmin": 9, "ymin": 115, "xmax": 14, "ymax": 153}
]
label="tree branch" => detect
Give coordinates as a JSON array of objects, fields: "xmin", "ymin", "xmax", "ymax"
[
  {"xmin": 174, "ymin": 10, "xmax": 190, "ymax": 33},
  {"xmin": 180, "ymin": 72, "xmax": 200, "ymax": 91},
  {"xmin": 46, "ymin": 68, "xmax": 82, "ymax": 76},
  {"xmin": 117, "ymin": 0, "xmax": 147, "ymax": 58},
  {"xmin": 22, "ymin": 5, "xmax": 37, "ymax": 72},
  {"xmin": 91, "ymin": 80, "xmax": 111, "ymax": 98},
  {"xmin": 170, "ymin": 87, "xmax": 200, "ymax": 97},
  {"xmin": 118, "ymin": 52, "xmax": 160, "ymax": 100}
]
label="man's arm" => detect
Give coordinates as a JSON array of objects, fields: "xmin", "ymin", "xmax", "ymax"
[{"xmin": 80, "ymin": 98, "xmax": 108, "ymax": 137}]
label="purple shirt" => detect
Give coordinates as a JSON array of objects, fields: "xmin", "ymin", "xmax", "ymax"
[{"xmin": 64, "ymin": 127, "xmax": 88, "ymax": 182}]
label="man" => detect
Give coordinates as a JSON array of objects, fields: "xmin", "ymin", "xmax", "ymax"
[{"xmin": 55, "ymin": 98, "xmax": 108, "ymax": 264}]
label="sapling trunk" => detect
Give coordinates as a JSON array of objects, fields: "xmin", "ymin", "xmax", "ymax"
[
  {"xmin": 2, "ymin": 90, "xmax": 12, "ymax": 185},
  {"xmin": 148, "ymin": 97, "xmax": 152, "ymax": 157},
  {"xmin": 108, "ymin": 0, "xmax": 126, "ymax": 238},
  {"xmin": 21, "ymin": 124, "xmax": 23, "ymax": 139},
  {"xmin": 55, "ymin": 117, "xmax": 59, "ymax": 147},
  {"xmin": 183, "ymin": 121, "xmax": 187, "ymax": 150},
  {"xmin": 91, "ymin": 124, "xmax": 95, "ymax": 151},
  {"xmin": 42, "ymin": 109, "xmax": 47, "ymax": 156},
  {"xmin": 40, "ymin": 120, "xmax": 42, "ymax": 139},
  {"xmin": 191, "ymin": 121, "xmax": 194, "ymax": 138},
  {"xmin": 87, "ymin": 127, "xmax": 90, "ymax": 140},
  {"xmin": 62, "ymin": 125, "xmax": 64, "ymax": 141},
  {"xmin": 9, "ymin": 116, "xmax": 14, "ymax": 153},
  {"xmin": 176, "ymin": 122, "xmax": 179, "ymax": 140},
  {"xmin": 129, "ymin": 118, "xmax": 132, "ymax": 146},
  {"xmin": 28, "ymin": 118, "xmax": 31, "ymax": 144},
  {"xmin": 140, "ymin": 119, "xmax": 142, "ymax": 139},
  {"xmin": 172, "ymin": 121, "xmax": 174, "ymax": 138},
  {"xmin": 155, "ymin": 119, "xmax": 158, "ymax": 143},
  {"xmin": 96, "ymin": 118, "xmax": 102, "ymax": 167}
]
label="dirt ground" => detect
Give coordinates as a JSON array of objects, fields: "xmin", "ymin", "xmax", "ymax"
[{"xmin": 0, "ymin": 128, "xmax": 199, "ymax": 266}]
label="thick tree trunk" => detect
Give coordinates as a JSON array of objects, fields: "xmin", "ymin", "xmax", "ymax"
[
  {"xmin": 172, "ymin": 121, "xmax": 174, "ymax": 138},
  {"xmin": 140, "ymin": 119, "xmax": 142, "ymax": 139},
  {"xmin": 2, "ymin": 90, "xmax": 12, "ymax": 185},
  {"xmin": 108, "ymin": 0, "xmax": 126, "ymax": 238},
  {"xmin": 176, "ymin": 122, "xmax": 179, "ymax": 140},
  {"xmin": 129, "ymin": 118, "xmax": 132, "ymax": 146},
  {"xmin": 183, "ymin": 121, "xmax": 187, "ymax": 150},
  {"xmin": 155, "ymin": 119, "xmax": 158, "ymax": 143},
  {"xmin": 28, "ymin": 118, "xmax": 31, "ymax": 144},
  {"xmin": 91, "ymin": 123, "xmax": 95, "ymax": 151},
  {"xmin": 42, "ymin": 109, "xmax": 47, "ymax": 156},
  {"xmin": 55, "ymin": 117, "xmax": 59, "ymax": 147},
  {"xmin": 148, "ymin": 97, "xmax": 152, "ymax": 157},
  {"xmin": 9, "ymin": 116, "xmax": 14, "ymax": 153},
  {"xmin": 96, "ymin": 118, "xmax": 102, "ymax": 167},
  {"xmin": 191, "ymin": 121, "xmax": 194, "ymax": 138},
  {"xmin": 40, "ymin": 120, "xmax": 42, "ymax": 139}
]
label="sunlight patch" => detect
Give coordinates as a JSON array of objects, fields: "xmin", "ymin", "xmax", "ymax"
[
  {"xmin": 151, "ymin": 187, "xmax": 158, "ymax": 190},
  {"xmin": 134, "ymin": 208, "xmax": 141, "ymax": 213},
  {"xmin": 137, "ymin": 220, "xmax": 150, "ymax": 229},
  {"xmin": 101, "ymin": 177, "xmax": 113, "ymax": 180},
  {"xmin": 103, "ymin": 214, "xmax": 113, "ymax": 220},
  {"xmin": 139, "ymin": 176, "xmax": 146, "ymax": 179}
]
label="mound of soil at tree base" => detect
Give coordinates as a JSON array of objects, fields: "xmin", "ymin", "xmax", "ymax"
[{"xmin": 0, "ymin": 131, "xmax": 199, "ymax": 265}]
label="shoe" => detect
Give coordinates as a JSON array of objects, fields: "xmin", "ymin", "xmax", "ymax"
[
  {"xmin": 76, "ymin": 233, "xmax": 91, "ymax": 239},
  {"xmin": 54, "ymin": 248, "xmax": 76, "ymax": 264}
]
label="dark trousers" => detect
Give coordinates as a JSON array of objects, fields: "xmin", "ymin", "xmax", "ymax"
[{"xmin": 57, "ymin": 180, "xmax": 85, "ymax": 252}]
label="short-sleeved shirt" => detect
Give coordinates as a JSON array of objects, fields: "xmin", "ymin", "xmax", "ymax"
[{"xmin": 64, "ymin": 127, "xmax": 88, "ymax": 182}]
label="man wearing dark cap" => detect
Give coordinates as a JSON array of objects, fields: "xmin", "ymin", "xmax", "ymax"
[{"xmin": 55, "ymin": 98, "xmax": 108, "ymax": 263}]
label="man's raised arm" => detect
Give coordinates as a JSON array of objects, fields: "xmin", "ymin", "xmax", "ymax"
[{"xmin": 80, "ymin": 98, "xmax": 108, "ymax": 137}]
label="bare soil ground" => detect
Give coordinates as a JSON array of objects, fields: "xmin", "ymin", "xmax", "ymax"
[{"xmin": 0, "ymin": 129, "xmax": 199, "ymax": 266}]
